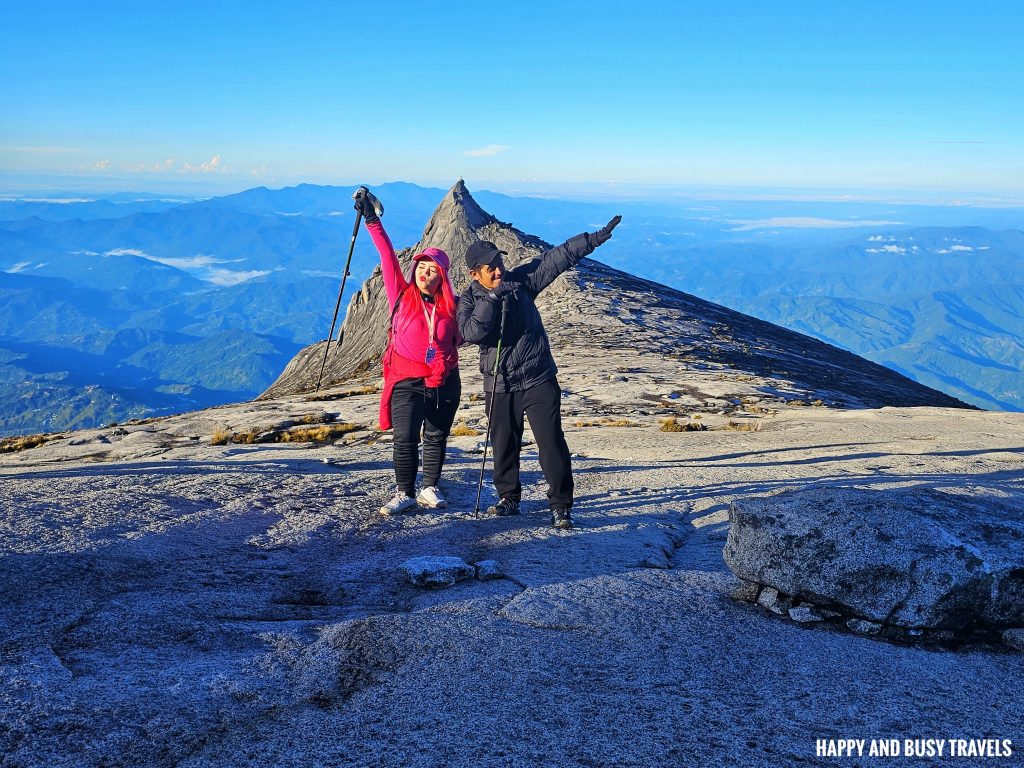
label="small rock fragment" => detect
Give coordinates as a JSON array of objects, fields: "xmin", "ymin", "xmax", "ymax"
[
  {"xmin": 1003, "ymin": 628, "xmax": 1024, "ymax": 652},
  {"xmin": 847, "ymin": 618, "xmax": 883, "ymax": 636},
  {"xmin": 757, "ymin": 586, "xmax": 792, "ymax": 615},
  {"xmin": 788, "ymin": 606, "xmax": 825, "ymax": 623},
  {"xmin": 731, "ymin": 580, "xmax": 761, "ymax": 603},
  {"xmin": 757, "ymin": 586, "xmax": 780, "ymax": 610},
  {"xmin": 400, "ymin": 556, "xmax": 474, "ymax": 589},
  {"xmin": 474, "ymin": 560, "xmax": 503, "ymax": 581}
]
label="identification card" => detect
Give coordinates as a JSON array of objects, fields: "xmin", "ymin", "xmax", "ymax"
[{"xmin": 425, "ymin": 346, "xmax": 436, "ymax": 364}]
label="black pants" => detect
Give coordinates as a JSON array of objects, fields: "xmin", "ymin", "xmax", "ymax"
[
  {"xmin": 390, "ymin": 371, "xmax": 461, "ymax": 496},
  {"xmin": 486, "ymin": 378, "xmax": 573, "ymax": 507}
]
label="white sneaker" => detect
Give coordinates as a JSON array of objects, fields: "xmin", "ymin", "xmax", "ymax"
[
  {"xmin": 380, "ymin": 491, "xmax": 417, "ymax": 515},
  {"xmin": 416, "ymin": 486, "xmax": 448, "ymax": 509}
]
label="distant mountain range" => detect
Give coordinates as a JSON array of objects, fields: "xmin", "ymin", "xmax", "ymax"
[
  {"xmin": 618, "ymin": 228, "xmax": 1024, "ymax": 411},
  {"xmin": 0, "ymin": 184, "xmax": 437, "ymax": 435},
  {"xmin": 0, "ymin": 182, "xmax": 1021, "ymax": 435}
]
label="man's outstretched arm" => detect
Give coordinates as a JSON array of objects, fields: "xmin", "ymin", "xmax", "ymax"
[{"xmin": 522, "ymin": 215, "xmax": 622, "ymax": 294}]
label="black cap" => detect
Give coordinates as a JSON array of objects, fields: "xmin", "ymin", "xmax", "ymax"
[{"xmin": 464, "ymin": 240, "xmax": 507, "ymax": 269}]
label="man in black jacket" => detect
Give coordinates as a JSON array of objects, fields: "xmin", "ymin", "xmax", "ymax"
[{"xmin": 457, "ymin": 215, "xmax": 621, "ymax": 529}]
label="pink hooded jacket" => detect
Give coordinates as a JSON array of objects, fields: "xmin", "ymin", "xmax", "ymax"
[{"xmin": 366, "ymin": 220, "xmax": 459, "ymax": 429}]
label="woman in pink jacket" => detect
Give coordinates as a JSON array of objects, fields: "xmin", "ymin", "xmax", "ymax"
[{"xmin": 354, "ymin": 189, "xmax": 461, "ymax": 514}]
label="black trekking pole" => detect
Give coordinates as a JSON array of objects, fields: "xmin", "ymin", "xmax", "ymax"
[
  {"xmin": 474, "ymin": 297, "xmax": 510, "ymax": 517},
  {"xmin": 314, "ymin": 187, "xmax": 379, "ymax": 392}
]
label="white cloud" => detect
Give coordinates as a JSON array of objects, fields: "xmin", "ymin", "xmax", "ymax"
[
  {"xmin": 464, "ymin": 144, "xmax": 511, "ymax": 157},
  {"xmin": 205, "ymin": 268, "xmax": 271, "ymax": 286},
  {"xmin": 110, "ymin": 156, "xmax": 223, "ymax": 174},
  {"xmin": 151, "ymin": 255, "xmax": 232, "ymax": 269},
  {"xmin": 16, "ymin": 197, "xmax": 95, "ymax": 204},
  {"xmin": 6, "ymin": 261, "xmax": 32, "ymax": 273},
  {"xmin": 865, "ymin": 245, "xmax": 907, "ymax": 254},
  {"xmin": 181, "ymin": 155, "xmax": 224, "ymax": 174},
  {"xmin": 99, "ymin": 248, "xmax": 238, "ymax": 272},
  {"xmin": 94, "ymin": 160, "xmax": 111, "ymax": 170},
  {"xmin": 104, "ymin": 248, "xmax": 149, "ymax": 257}
]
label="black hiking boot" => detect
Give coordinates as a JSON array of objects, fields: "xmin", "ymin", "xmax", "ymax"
[
  {"xmin": 550, "ymin": 505, "xmax": 573, "ymax": 530},
  {"xmin": 486, "ymin": 497, "xmax": 520, "ymax": 517}
]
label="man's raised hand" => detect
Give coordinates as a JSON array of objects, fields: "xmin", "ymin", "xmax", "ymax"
[{"xmin": 592, "ymin": 215, "xmax": 622, "ymax": 246}]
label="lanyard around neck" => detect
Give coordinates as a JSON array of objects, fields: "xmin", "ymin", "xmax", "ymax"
[{"xmin": 420, "ymin": 298, "xmax": 437, "ymax": 346}]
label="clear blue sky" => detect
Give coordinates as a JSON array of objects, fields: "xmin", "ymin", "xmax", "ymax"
[{"xmin": 1, "ymin": 0, "xmax": 1021, "ymax": 199}]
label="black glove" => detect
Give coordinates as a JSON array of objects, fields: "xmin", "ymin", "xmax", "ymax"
[
  {"xmin": 352, "ymin": 187, "xmax": 382, "ymax": 224},
  {"xmin": 488, "ymin": 280, "xmax": 521, "ymax": 300},
  {"xmin": 591, "ymin": 215, "xmax": 622, "ymax": 246}
]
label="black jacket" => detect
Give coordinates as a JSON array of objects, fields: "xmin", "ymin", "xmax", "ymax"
[{"xmin": 457, "ymin": 233, "xmax": 597, "ymax": 393}]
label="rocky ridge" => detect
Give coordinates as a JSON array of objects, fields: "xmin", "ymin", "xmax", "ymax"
[{"xmin": 262, "ymin": 180, "xmax": 970, "ymax": 416}]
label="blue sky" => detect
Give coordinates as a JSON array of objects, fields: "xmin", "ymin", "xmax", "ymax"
[{"xmin": 1, "ymin": 0, "xmax": 1021, "ymax": 200}]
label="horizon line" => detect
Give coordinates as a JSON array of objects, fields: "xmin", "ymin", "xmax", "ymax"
[{"xmin": 1, "ymin": 172, "xmax": 1023, "ymax": 209}]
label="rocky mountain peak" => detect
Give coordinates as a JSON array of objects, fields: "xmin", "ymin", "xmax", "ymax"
[
  {"xmin": 261, "ymin": 181, "xmax": 553, "ymax": 397},
  {"xmin": 262, "ymin": 182, "xmax": 970, "ymax": 412}
]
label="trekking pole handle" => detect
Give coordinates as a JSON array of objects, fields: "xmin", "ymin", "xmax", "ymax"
[
  {"xmin": 353, "ymin": 185, "xmax": 384, "ymax": 218},
  {"xmin": 349, "ymin": 206, "xmax": 361, "ymax": 241}
]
